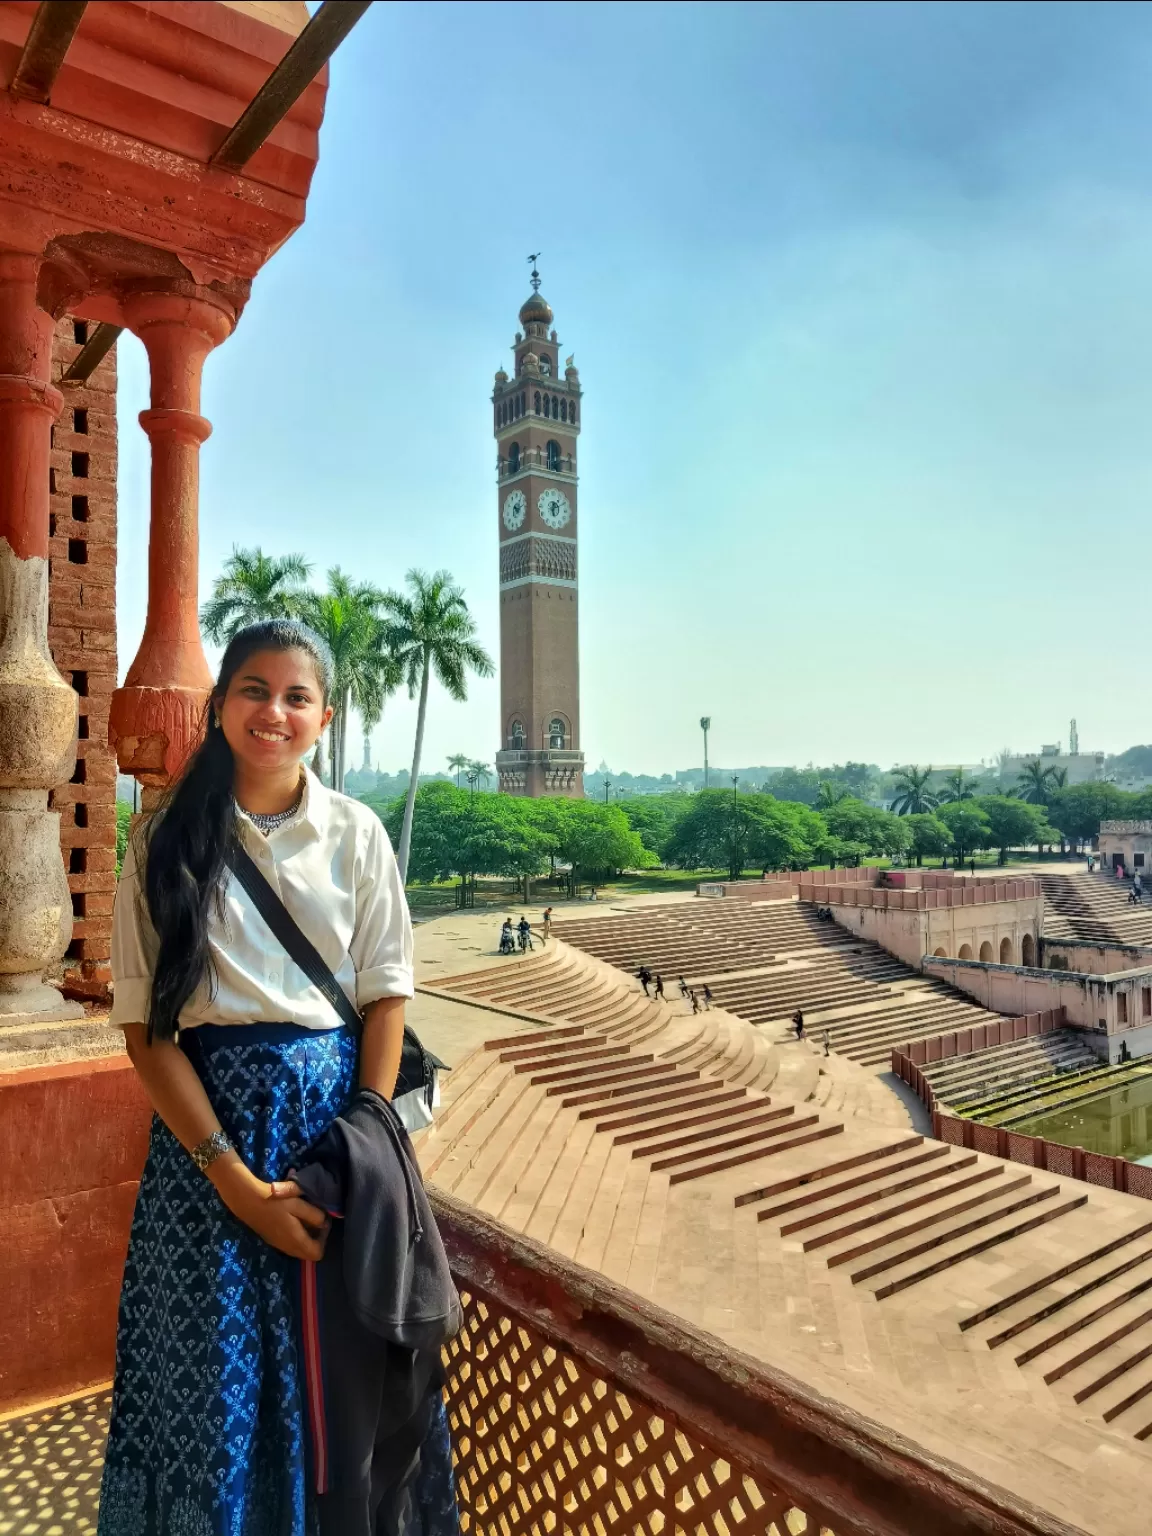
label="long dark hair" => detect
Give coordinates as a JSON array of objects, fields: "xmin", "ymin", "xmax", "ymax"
[{"xmin": 140, "ymin": 619, "xmax": 333, "ymax": 1042}]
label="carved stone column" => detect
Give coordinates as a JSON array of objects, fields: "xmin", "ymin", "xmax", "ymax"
[
  {"xmin": 0, "ymin": 248, "xmax": 83, "ymax": 1021},
  {"xmin": 109, "ymin": 285, "xmax": 235, "ymax": 804}
]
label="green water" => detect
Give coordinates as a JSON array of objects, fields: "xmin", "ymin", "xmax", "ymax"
[{"xmin": 1012, "ymin": 1074, "xmax": 1152, "ymax": 1160}]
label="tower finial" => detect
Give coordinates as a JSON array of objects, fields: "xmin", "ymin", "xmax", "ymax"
[{"xmin": 527, "ymin": 252, "xmax": 542, "ymax": 293}]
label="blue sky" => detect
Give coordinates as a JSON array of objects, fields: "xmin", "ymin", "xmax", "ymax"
[{"xmin": 115, "ymin": 0, "xmax": 1152, "ymax": 778}]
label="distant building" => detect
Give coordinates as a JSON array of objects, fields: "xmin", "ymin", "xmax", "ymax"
[
  {"xmin": 1000, "ymin": 743, "xmax": 1105, "ymax": 788},
  {"xmin": 1098, "ymin": 821, "xmax": 1152, "ymax": 874}
]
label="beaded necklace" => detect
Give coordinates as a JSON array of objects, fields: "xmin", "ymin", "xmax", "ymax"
[{"xmin": 242, "ymin": 780, "xmax": 305, "ymax": 838}]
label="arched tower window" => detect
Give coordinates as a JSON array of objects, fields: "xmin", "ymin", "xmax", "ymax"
[
  {"xmin": 539, "ymin": 355, "xmax": 552, "ymax": 377},
  {"xmin": 569, "ymin": 401, "xmax": 577, "ymax": 425},
  {"xmin": 560, "ymin": 398, "xmax": 567, "ymax": 422},
  {"xmin": 547, "ymin": 440, "xmax": 561, "ymax": 471},
  {"xmin": 542, "ymin": 395, "xmax": 550, "ymax": 418},
  {"xmin": 549, "ymin": 717, "xmax": 567, "ymax": 750},
  {"xmin": 508, "ymin": 442, "xmax": 520, "ymax": 474},
  {"xmin": 550, "ymin": 395, "xmax": 558, "ymax": 417},
  {"xmin": 534, "ymin": 391, "xmax": 541, "ymax": 414},
  {"xmin": 509, "ymin": 719, "xmax": 526, "ymax": 750},
  {"xmin": 519, "ymin": 391, "xmax": 526, "ymax": 415}
]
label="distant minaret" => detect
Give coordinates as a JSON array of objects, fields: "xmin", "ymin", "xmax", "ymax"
[
  {"xmin": 1069, "ymin": 718, "xmax": 1079, "ymax": 756},
  {"xmin": 362, "ymin": 733, "xmax": 372, "ymax": 774}
]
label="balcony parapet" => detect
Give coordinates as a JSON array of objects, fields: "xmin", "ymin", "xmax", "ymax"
[{"xmin": 432, "ymin": 1188, "xmax": 1078, "ymax": 1536}]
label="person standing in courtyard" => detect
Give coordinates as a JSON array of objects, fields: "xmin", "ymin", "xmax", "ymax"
[
  {"xmin": 792, "ymin": 1008, "xmax": 805, "ymax": 1041},
  {"xmin": 637, "ymin": 965, "xmax": 652, "ymax": 996},
  {"xmin": 654, "ymin": 973, "xmax": 665, "ymax": 1001},
  {"xmin": 702, "ymin": 984, "xmax": 714, "ymax": 1011},
  {"xmin": 98, "ymin": 620, "xmax": 458, "ymax": 1536},
  {"xmin": 690, "ymin": 989, "xmax": 700, "ymax": 1015},
  {"xmin": 542, "ymin": 905, "xmax": 553, "ymax": 940}
]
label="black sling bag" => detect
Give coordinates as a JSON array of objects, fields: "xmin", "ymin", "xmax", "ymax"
[{"xmin": 225, "ymin": 841, "xmax": 446, "ymax": 1111}]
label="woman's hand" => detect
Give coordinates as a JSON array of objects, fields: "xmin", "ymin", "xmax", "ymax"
[{"xmin": 212, "ymin": 1161, "xmax": 330, "ymax": 1261}]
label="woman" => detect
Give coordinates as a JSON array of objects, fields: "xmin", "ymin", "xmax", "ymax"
[{"xmin": 98, "ymin": 619, "xmax": 453, "ymax": 1536}]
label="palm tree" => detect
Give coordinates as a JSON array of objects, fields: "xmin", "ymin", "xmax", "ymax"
[
  {"xmin": 448, "ymin": 752, "xmax": 470, "ymax": 788},
  {"xmin": 200, "ymin": 547, "xmax": 311, "ymax": 643},
  {"xmin": 469, "ymin": 760, "xmax": 492, "ymax": 789},
  {"xmin": 938, "ymin": 768, "xmax": 974, "ymax": 804},
  {"xmin": 890, "ymin": 765, "xmax": 939, "ymax": 815},
  {"xmin": 298, "ymin": 569, "xmax": 400, "ymax": 792},
  {"xmin": 382, "ymin": 570, "xmax": 495, "ymax": 880},
  {"xmin": 816, "ymin": 780, "xmax": 849, "ymax": 810},
  {"xmin": 1016, "ymin": 758, "xmax": 1055, "ymax": 806}
]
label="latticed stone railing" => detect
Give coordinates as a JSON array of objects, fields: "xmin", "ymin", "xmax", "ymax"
[{"xmin": 432, "ymin": 1189, "xmax": 1080, "ymax": 1536}]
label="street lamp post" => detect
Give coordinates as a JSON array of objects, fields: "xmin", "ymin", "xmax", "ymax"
[
  {"xmin": 731, "ymin": 774, "xmax": 740, "ymax": 879},
  {"xmin": 700, "ymin": 717, "xmax": 711, "ymax": 789}
]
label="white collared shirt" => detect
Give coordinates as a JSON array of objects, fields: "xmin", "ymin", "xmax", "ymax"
[{"xmin": 109, "ymin": 767, "xmax": 413, "ymax": 1031}]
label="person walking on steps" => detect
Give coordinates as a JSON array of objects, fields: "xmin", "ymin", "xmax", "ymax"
[
  {"xmin": 823, "ymin": 1031, "xmax": 831, "ymax": 1057},
  {"xmin": 654, "ymin": 974, "xmax": 665, "ymax": 1001},
  {"xmin": 638, "ymin": 966, "xmax": 652, "ymax": 997},
  {"xmin": 690, "ymin": 990, "xmax": 700, "ymax": 1015},
  {"xmin": 542, "ymin": 906, "xmax": 553, "ymax": 940},
  {"xmin": 678, "ymin": 976, "xmax": 690, "ymax": 1000},
  {"xmin": 98, "ymin": 620, "xmax": 460, "ymax": 1536},
  {"xmin": 792, "ymin": 1008, "xmax": 806, "ymax": 1041},
  {"xmin": 702, "ymin": 984, "xmax": 714, "ymax": 1011}
]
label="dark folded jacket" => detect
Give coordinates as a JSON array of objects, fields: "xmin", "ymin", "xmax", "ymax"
[{"xmin": 293, "ymin": 1089, "xmax": 462, "ymax": 1530}]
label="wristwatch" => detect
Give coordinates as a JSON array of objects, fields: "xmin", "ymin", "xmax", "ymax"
[{"xmin": 190, "ymin": 1129, "xmax": 234, "ymax": 1172}]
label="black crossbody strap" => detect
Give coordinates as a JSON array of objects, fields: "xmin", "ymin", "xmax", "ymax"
[
  {"xmin": 227, "ymin": 841, "xmax": 363, "ymax": 1034},
  {"xmin": 224, "ymin": 841, "xmax": 448, "ymax": 1104}
]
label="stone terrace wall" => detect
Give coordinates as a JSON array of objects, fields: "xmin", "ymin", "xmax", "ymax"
[{"xmin": 47, "ymin": 318, "xmax": 117, "ymax": 1001}]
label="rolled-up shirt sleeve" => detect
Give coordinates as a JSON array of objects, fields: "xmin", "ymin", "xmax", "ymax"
[
  {"xmin": 109, "ymin": 837, "xmax": 158, "ymax": 1028},
  {"xmin": 351, "ymin": 816, "xmax": 414, "ymax": 1006}
]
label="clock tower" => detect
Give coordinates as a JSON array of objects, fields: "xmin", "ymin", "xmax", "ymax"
[{"xmin": 493, "ymin": 266, "xmax": 585, "ymax": 797}]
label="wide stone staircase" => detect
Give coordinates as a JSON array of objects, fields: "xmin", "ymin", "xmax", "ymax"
[
  {"xmin": 554, "ymin": 899, "xmax": 997, "ymax": 1067},
  {"xmin": 1041, "ymin": 869, "xmax": 1152, "ymax": 946},
  {"xmin": 918, "ymin": 1030, "xmax": 1104, "ymax": 1112}
]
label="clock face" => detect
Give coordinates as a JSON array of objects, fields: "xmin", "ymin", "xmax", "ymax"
[
  {"xmin": 502, "ymin": 491, "xmax": 527, "ymax": 531},
  {"xmin": 537, "ymin": 488, "xmax": 572, "ymax": 529}
]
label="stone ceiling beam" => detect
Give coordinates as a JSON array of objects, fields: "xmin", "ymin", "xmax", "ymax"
[{"xmin": 8, "ymin": 0, "xmax": 87, "ymax": 105}]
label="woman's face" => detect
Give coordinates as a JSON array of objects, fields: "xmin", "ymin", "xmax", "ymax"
[{"xmin": 217, "ymin": 648, "xmax": 333, "ymax": 778}]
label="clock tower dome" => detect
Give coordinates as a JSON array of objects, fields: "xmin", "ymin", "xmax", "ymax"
[{"xmin": 493, "ymin": 264, "xmax": 585, "ymax": 797}]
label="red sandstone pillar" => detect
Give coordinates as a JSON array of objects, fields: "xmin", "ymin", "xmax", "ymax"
[
  {"xmin": 109, "ymin": 285, "xmax": 235, "ymax": 801},
  {"xmin": 0, "ymin": 248, "xmax": 83, "ymax": 1022}
]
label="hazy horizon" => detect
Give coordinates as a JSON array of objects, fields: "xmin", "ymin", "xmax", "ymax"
[{"xmin": 113, "ymin": 1, "xmax": 1152, "ymax": 778}]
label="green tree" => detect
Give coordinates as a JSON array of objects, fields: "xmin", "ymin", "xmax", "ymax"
[
  {"xmin": 745, "ymin": 798, "xmax": 828, "ymax": 873},
  {"xmin": 890, "ymin": 765, "xmax": 939, "ymax": 815},
  {"xmin": 937, "ymin": 800, "xmax": 993, "ymax": 864},
  {"xmin": 978, "ymin": 795, "xmax": 1048, "ymax": 865},
  {"xmin": 1047, "ymin": 782, "xmax": 1131, "ymax": 851},
  {"xmin": 905, "ymin": 812, "xmax": 952, "ymax": 866},
  {"xmin": 535, "ymin": 801, "xmax": 650, "ymax": 886},
  {"xmin": 1016, "ymin": 758, "xmax": 1055, "ymax": 806},
  {"xmin": 938, "ymin": 769, "xmax": 975, "ymax": 804},
  {"xmin": 200, "ymin": 547, "xmax": 311, "ymax": 643},
  {"xmin": 447, "ymin": 752, "xmax": 470, "ymax": 788},
  {"xmin": 467, "ymin": 759, "xmax": 493, "ymax": 790},
  {"xmin": 115, "ymin": 800, "xmax": 132, "ymax": 877},
  {"xmin": 762, "ymin": 767, "xmax": 823, "ymax": 806},
  {"xmin": 665, "ymin": 791, "xmax": 823, "ymax": 875},
  {"xmin": 382, "ymin": 570, "xmax": 494, "ymax": 881},
  {"xmin": 816, "ymin": 780, "xmax": 850, "ymax": 809},
  {"xmin": 823, "ymin": 799, "xmax": 911, "ymax": 860},
  {"xmin": 298, "ymin": 570, "xmax": 399, "ymax": 793},
  {"xmin": 617, "ymin": 794, "xmax": 693, "ymax": 861}
]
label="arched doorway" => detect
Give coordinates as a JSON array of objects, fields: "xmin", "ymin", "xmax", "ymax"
[
  {"xmin": 1000, "ymin": 937, "xmax": 1013, "ymax": 963},
  {"xmin": 1021, "ymin": 933, "xmax": 1035, "ymax": 967},
  {"xmin": 933, "ymin": 947, "xmax": 947, "ymax": 957},
  {"xmin": 958, "ymin": 943, "xmax": 974, "ymax": 960},
  {"xmin": 979, "ymin": 941, "xmax": 993, "ymax": 962}
]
